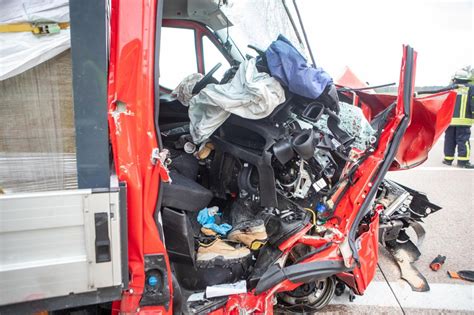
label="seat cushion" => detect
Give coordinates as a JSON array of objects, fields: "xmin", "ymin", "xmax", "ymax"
[{"xmin": 162, "ymin": 170, "xmax": 213, "ymax": 212}]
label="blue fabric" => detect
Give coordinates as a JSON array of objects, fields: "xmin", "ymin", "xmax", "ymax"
[
  {"xmin": 197, "ymin": 207, "xmax": 232, "ymax": 236},
  {"xmin": 197, "ymin": 207, "xmax": 217, "ymax": 225},
  {"xmin": 202, "ymin": 223, "xmax": 233, "ymax": 236},
  {"xmin": 265, "ymin": 35, "xmax": 333, "ymax": 99}
]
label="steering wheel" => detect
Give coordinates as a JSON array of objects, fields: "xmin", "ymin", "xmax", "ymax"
[
  {"xmin": 192, "ymin": 62, "xmax": 222, "ymax": 94},
  {"xmin": 247, "ymin": 44, "xmax": 266, "ymax": 59}
]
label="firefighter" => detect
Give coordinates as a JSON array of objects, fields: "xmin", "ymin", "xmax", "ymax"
[{"xmin": 443, "ymin": 69, "xmax": 474, "ymax": 168}]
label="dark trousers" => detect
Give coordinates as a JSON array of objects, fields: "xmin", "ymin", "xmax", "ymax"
[{"xmin": 444, "ymin": 126, "xmax": 471, "ymax": 163}]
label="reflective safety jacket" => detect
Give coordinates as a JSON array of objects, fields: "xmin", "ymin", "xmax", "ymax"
[{"xmin": 451, "ymin": 84, "xmax": 474, "ymax": 126}]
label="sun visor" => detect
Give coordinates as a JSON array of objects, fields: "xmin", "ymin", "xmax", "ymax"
[
  {"xmin": 188, "ymin": 0, "xmax": 232, "ymax": 30},
  {"xmin": 162, "ymin": 0, "xmax": 233, "ymax": 30}
]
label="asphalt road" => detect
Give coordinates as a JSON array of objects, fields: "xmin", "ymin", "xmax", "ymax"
[{"xmin": 327, "ymin": 134, "xmax": 474, "ymax": 314}]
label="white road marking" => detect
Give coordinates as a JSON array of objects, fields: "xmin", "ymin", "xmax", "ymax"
[
  {"xmin": 408, "ymin": 167, "xmax": 473, "ymax": 171},
  {"xmin": 332, "ymin": 281, "xmax": 474, "ymax": 311}
]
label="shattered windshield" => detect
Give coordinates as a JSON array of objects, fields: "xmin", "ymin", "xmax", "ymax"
[{"xmin": 221, "ymin": 0, "xmax": 304, "ymax": 57}]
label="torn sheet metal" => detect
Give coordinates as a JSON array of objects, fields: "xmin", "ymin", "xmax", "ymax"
[
  {"xmin": 386, "ymin": 239, "xmax": 430, "ymax": 292},
  {"xmin": 188, "ymin": 58, "xmax": 285, "ymax": 143},
  {"xmin": 339, "ymin": 238, "xmax": 354, "ymax": 268}
]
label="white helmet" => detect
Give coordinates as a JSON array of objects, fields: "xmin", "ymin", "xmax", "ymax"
[{"xmin": 453, "ymin": 68, "xmax": 470, "ymax": 81}]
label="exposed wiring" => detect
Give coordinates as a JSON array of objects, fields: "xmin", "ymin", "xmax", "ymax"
[
  {"xmin": 338, "ymin": 82, "xmax": 396, "ymax": 92},
  {"xmin": 304, "ymin": 207, "xmax": 316, "ymax": 225},
  {"xmin": 407, "ymin": 207, "xmax": 424, "ymax": 217}
]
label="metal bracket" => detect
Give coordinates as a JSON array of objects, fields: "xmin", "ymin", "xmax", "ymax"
[
  {"xmin": 293, "ymin": 160, "xmax": 312, "ymax": 199},
  {"xmin": 151, "ymin": 148, "xmax": 171, "ymax": 183},
  {"xmin": 34, "ymin": 23, "xmax": 61, "ymax": 34}
]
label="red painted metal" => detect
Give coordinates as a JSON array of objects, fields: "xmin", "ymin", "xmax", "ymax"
[
  {"xmin": 336, "ymin": 66, "xmax": 375, "ymax": 92},
  {"xmin": 207, "ymin": 46, "xmax": 418, "ymax": 313},
  {"xmin": 278, "ymin": 223, "xmax": 313, "ymax": 251},
  {"xmin": 107, "ymin": 2, "xmax": 454, "ymax": 311},
  {"xmin": 345, "ymin": 90, "xmax": 456, "ymax": 170},
  {"xmin": 336, "ymin": 65, "xmax": 456, "ymax": 170},
  {"xmin": 393, "ymin": 91, "xmax": 456, "ymax": 169},
  {"xmin": 351, "ymin": 211, "xmax": 380, "ymax": 294},
  {"xmin": 336, "ymin": 272, "xmax": 360, "ymax": 295},
  {"xmin": 108, "ymin": 0, "xmax": 172, "ymax": 313}
]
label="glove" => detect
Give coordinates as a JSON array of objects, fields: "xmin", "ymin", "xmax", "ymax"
[
  {"xmin": 197, "ymin": 206, "xmax": 220, "ymax": 226},
  {"xmin": 197, "ymin": 207, "xmax": 233, "ymax": 236}
]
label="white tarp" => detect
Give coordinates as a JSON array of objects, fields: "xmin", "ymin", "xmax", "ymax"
[
  {"xmin": 0, "ymin": 0, "xmax": 70, "ymax": 80},
  {"xmin": 185, "ymin": 58, "xmax": 286, "ymax": 143}
]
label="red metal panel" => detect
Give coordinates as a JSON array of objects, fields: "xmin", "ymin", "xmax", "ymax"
[
  {"xmin": 339, "ymin": 90, "xmax": 455, "ymax": 170},
  {"xmin": 392, "ymin": 91, "xmax": 456, "ymax": 169},
  {"xmin": 351, "ymin": 212, "xmax": 380, "ymax": 294},
  {"xmin": 344, "ymin": 46, "xmax": 417, "ymax": 293},
  {"xmin": 108, "ymin": 0, "xmax": 172, "ymax": 313},
  {"xmin": 336, "ymin": 66, "xmax": 374, "ymax": 92}
]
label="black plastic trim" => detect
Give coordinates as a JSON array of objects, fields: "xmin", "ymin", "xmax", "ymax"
[
  {"xmin": 0, "ymin": 286, "xmax": 122, "ymax": 315},
  {"xmin": 119, "ymin": 182, "xmax": 129, "ymax": 290},
  {"xmin": 416, "ymin": 84, "xmax": 457, "ymax": 95},
  {"xmin": 397, "ymin": 182, "xmax": 442, "ymax": 217},
  {"xmin": 212, "ymin": 135, "xmax": 277, "ymax": 207},
  {"xmin": 255, "ymin": 260, "xmax": 349, "ymax": 294},
  {"xmin": 140, "ymin": 254, "xmax": 170, "ymax": 309},
  {"xmin": 154, "ymin": 0, "xmax": 164, "ymax": 149},
  {"xmin": 94, "ymin": 213, "xmax": 111, "ymax": 263},
  {"xmin": 188, "ymin": 296, "xmax": 229, "ymax": 314},
  {"xmin": 153, "ymin": 0, "xmax": 166, "ymax": 243}
]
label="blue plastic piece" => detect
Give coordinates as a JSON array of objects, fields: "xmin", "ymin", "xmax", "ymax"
[
  {"xmin": 197, "ymin": 207, "xmax": 232, "ymax": 236},
  {"xmin": 316, "ymin": 202, "xmax": 326, "ymax": 214},
  {"xmin": 148, "ymin": 275, "xmax": 158, "ymax": 286},
  {"xmin": 266, "ymin": 35, "xmax": 333, "ymax": 99}
]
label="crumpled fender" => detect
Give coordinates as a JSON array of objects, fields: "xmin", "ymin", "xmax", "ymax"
[
  {"xmin": 337, "ymin": 78, "xmax": 456, "ymax": 170},
  {"xmin": 340, "ymin": 90, "xmax": 456, "ymax": 170},
  {"xmin": 392, "ymin": 91, "xmax": 456, "ymax": 169}
]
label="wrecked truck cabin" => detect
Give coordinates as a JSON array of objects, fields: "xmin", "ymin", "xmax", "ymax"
[
  {"xmin": 151, "ymin": 1, "xmax": 457, "ymax": 313},
  {"xmin": 0, "ymin": 0, "xmax": 459, "ymax": 314}
]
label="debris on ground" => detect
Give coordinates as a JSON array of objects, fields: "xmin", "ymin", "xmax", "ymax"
[
  {"xmin": 447, "ymin": 270, "xmax": 474, "ymax": 282},
  {"xmin": 429, "ymin": 255, "xmax": 446, "ymax": 271}
]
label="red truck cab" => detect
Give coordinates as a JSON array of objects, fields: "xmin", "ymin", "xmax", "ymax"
[{"xmin": 0, "ymin": 0, "xmax": 456, "ymax": 314}]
